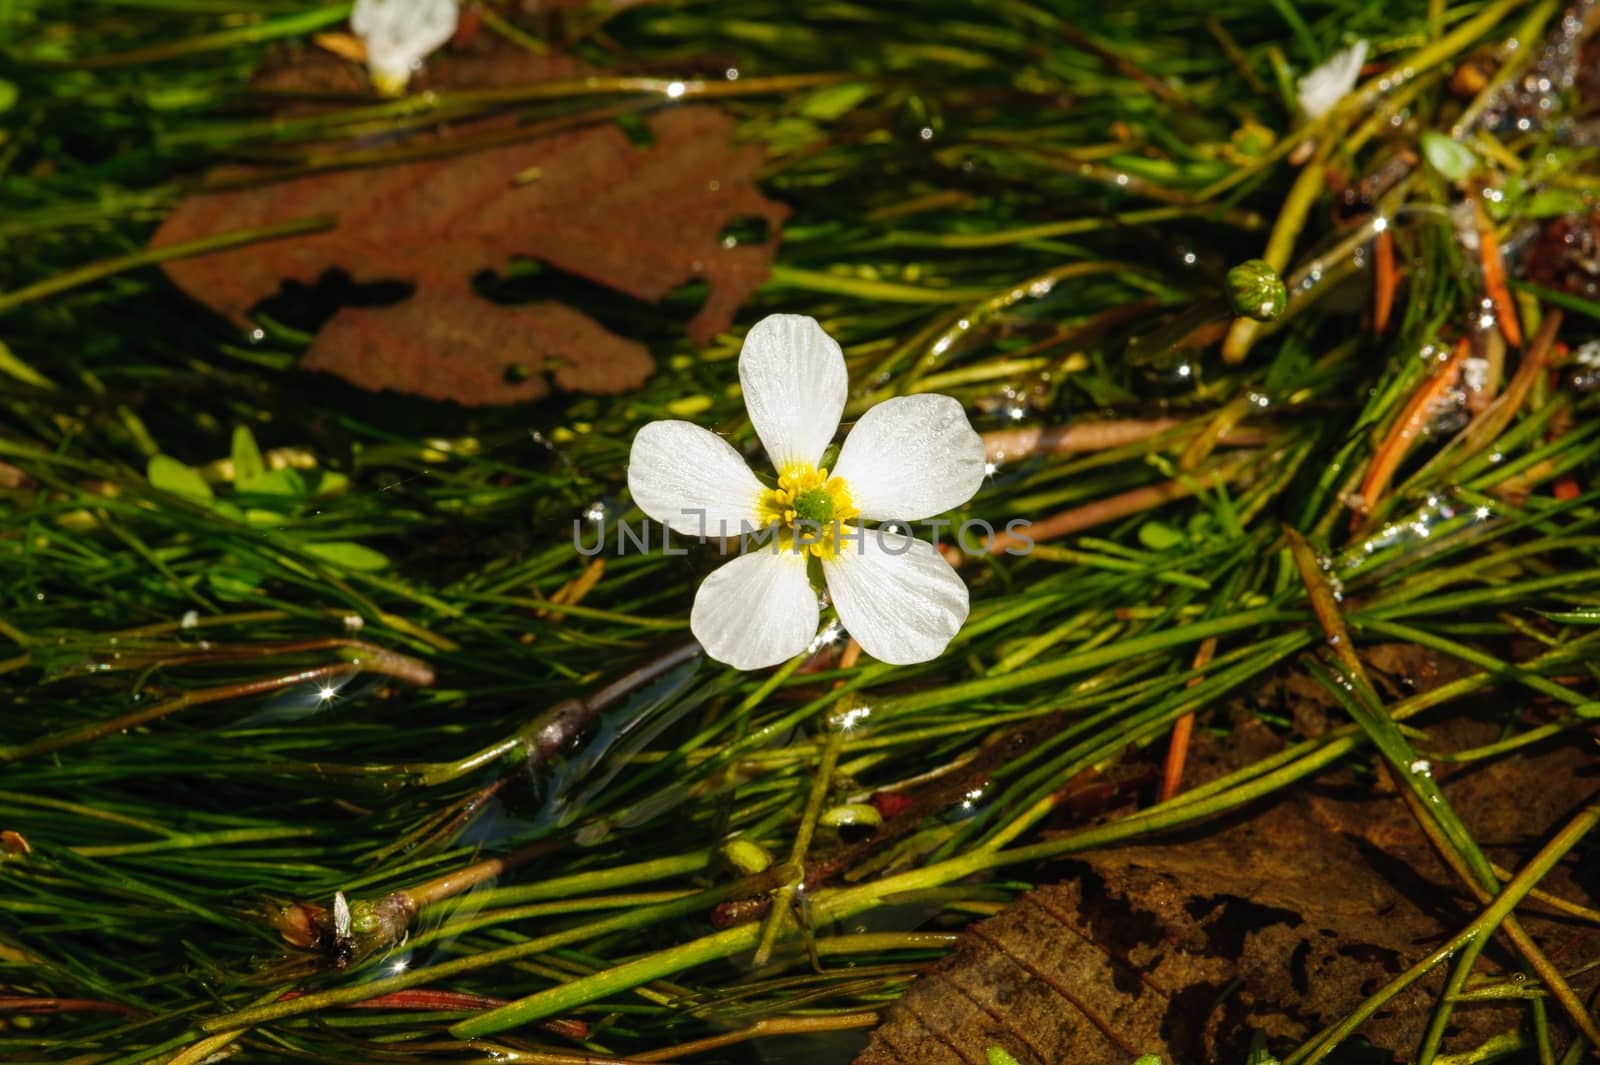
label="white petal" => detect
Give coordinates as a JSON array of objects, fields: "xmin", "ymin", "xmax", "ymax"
[
  {"xmin": 692, "ymin": 551, "xmax": 819, "ymax": 670},
  {"xmin": 739, "ymin": 314, "xmax": 848, "ymax": 471},
  {"xmin": 351, "ymin": 0, "xmax": 459, "ymax": 94},
  {"xmin": 627, "ymin": 421, "xmax": 763, "ymax": 537},
  {"xmin": 823, "ymin": 529, "xmax": 968, "ymax": 665},
  {"xmin": 1296, "ymin": 39, "xmax": 1368, "ymax": 120},
  {"xmin": 832, "ymin": 395, "xmax": 986, "ymax": 521}
]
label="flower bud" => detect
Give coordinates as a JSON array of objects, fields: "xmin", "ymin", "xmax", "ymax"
[{"xmin": 1227, "ymin": 259, "xmax": 1288, "ymax": 322}]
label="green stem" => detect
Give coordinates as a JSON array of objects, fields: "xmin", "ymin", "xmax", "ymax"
[
  {"xmin": 28, "ymin": 6, "xmax": 353, "ymax": 68},
  {"xmin": 888, "ymin": 606, "xmax": 1290, "ymax": 713},
  {"xmin": 203, "ymin": 864, "xmax": 793, "ymax": 1033},
  {"xmin": 765, "ymin": 264, "xmax": 993, "ymax": 303},
  {"xmin": 0, "ymin": 215, "xmax": 334, "ymax": 317},
  {"xmin": 752, "ymin": 731, "xmax": 841, "ymax": 965}
]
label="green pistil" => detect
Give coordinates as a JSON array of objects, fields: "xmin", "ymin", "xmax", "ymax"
[{"xmin": 791, "ymin": 487, "xmax": 835, "ymax": 525}]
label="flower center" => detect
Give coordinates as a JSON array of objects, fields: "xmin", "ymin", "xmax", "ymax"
[
  {"xmin": 791, "ymin": 485, "xmax": 836, "ymax": 525},
  {"xmin": 757, "ymin": 463, "xmax": 859, "ymax": 558}
]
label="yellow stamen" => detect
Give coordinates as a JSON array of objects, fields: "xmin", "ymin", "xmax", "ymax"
[{"xmin": 755, "ymin": 462, "xmax": 859, "ymax": 559}]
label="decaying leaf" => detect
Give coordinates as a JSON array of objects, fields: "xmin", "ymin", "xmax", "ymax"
[
  {"xmin": 854, "ymin": 879, "xmax": 1218, "ymax": 1065},
  {"xmin": 152, "ymin": 47, "xmax": 788, "ymax": 406},
  {"xmin": 857, "ymin": 705, "xmax": 1600, "ymax": 1065}
]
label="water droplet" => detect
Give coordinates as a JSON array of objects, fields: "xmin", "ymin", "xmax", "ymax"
[
  {"xmin": 828, "ymin": 700, "xmax": 874, "ymax": 734},
  {"xmin": 807, "ymin": 620, "xmax": 844, "ymax": 655}
]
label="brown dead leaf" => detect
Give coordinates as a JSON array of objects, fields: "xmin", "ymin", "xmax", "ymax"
[
  {"xmin": 854, "ymin": 879, "xmax": 1229, "ymax": 1065},
  {"xmin": 857, "ymin": 703, "xmax": 1600, "ymax": 1065},
  {"xmin": 152, "ymin": 47, "xmax": 787, "ymax": 406}
]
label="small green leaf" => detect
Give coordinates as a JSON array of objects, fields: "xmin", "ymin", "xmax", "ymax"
[
  {"xmin": 986, "ymin": 1048, "xmax": 1023, "ymax": 1065},
  {"xmin": 206, "ymin": 565, "xmax": 262, "ymax": 601},
  {"xmin": 245, "ymin": 508, "xmax": 289, "ymax": 527},
  {"xmin": 1536, "ymin": 607, "xmax": 1600, "ymax": 624},
  {"xmin": 1522, "ymin": 187, "xmax": 1587, "ymax": 218},
  {"xmin": 231, "ymin": 426, "xmax": 266, "ymax": 482},
  {"xmin": 1138, "ymin": 521, "xmax": 1186, "ymax": 551},
  {"xmin": 1420, "ymin": 131, "xmax": 1477, "ymax": 184},
  {"xmin": 720, "ymin": 838, "xmax": 773, "ymax": 875},
  {"xmin": 144, "ymin": 84, "xmax": 213, "ymax": 111},
  {"xmin": 237, "ymin": 468, "xmax": 306, "ymax": 498},
  {"xmin": 310, "ymin": 470, "xmax": 349, "ymax": 496},
  {"xmin": 0, "ymin": 79, "xmax": 16, "ymax": 115},
  {"xmin": 304, "ymin": 541, "xmax": 389, "ymax": 571},
  {"xmin": 148, "ymin": 454, "xmax": 214, "ymax": 504},
  {"xmin": 799, "ymin": 82, "xmax": 873, "ymax": 120},
  {"xmin": 762, "ymin": 116, "xmax": 823, "ymax": 153},
  {"xmin": 1244, "ymin": 1031, "xmax": 1282, "ymax": 1065},
  {"xmin": 0, "ymin": 337, "xmax": 52, "ymax": 388},
  {"xmin": 818, "ymin": 803, "xmax": 883, "ymax": 828}
]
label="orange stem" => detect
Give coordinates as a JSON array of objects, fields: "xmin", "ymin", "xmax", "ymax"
[
  {"xmin": 985, "ymin": 454, "xmax": 1254, "ymax": 555},
  {"xmin": 1474, "ymin": 193, "xmax": 1522, "ymax": 347},
  {"xmin": 281, "ymin": 988, "xmax": 587, "ymax": 1038},
  {"xmin": 1352, "ymin": 338, "xmax": 1470, "ymax": 523},
  {"xmin": 1157, "ymin": 636, "xmax": 1217, "ymax": 802},
  {"xmin": 1373, "ymin": 226, "xmax": 1397, "ymax": 333},
  {"xmin": 836, "ymin": 638, "xmax": 862, "ymax": 673}
]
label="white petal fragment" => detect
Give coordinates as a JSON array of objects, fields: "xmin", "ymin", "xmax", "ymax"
[
  {"xmin": 823, "ymin": 530, "xmax": 968, "ymax": 666},
  {"xmin": 738, "ymin": 314, "xmax": 849, "ymax": 471},
  {"xmin": 832, "ymin": 395, "xmax": 986, "ymax": 521},
  {"xmin": 627, "ymin": 421, "xmax": 763, "ymax": 537},
  {"xmin": 1296, "ymin": 39, "xmax": 1368, "ymax": 121},
  {"xmin": 351, "ymin": 0, "xmax": 459, "ymax": 95},
  {"xmin": 692, "ymin": 551, "xmax": 820, "ymax": 670}
]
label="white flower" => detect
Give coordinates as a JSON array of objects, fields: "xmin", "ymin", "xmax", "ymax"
[
  {"xmin": 350, "ymin": 0, "xmax": 458, "ymax": 96},
  {"xmin": 1296, "ymin": 39, "xmax": 1368, "ymax": 121},
  {"xmin": 627, "ymin": 314, "xmax": 987, "ymax": 670}
]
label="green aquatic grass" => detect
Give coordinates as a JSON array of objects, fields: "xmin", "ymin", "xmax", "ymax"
[{"xmin": 3, "ymin": 0, "xmax": 1599, "ymax": 1063}]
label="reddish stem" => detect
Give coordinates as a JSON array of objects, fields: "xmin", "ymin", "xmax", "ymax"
[{"xmin": 1373, "ymin": 226, "xmax": 1397, "ymax": 333}]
